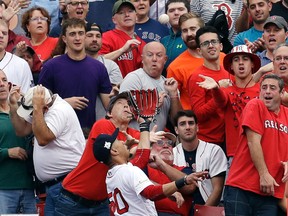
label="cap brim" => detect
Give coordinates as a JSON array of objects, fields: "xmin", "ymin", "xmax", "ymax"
[
  {"xmin": 223, "ymin": 52, "xmax": 261, "ymax": 75},
  {"xmin": 163, "ymin": 132, "xmax": 177, "ymax": 146},
  {"xmin": 17, "ymin": 105, "xmax": 33, "ymax": 119}
]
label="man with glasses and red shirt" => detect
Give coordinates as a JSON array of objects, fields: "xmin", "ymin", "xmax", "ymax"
[{"xmin": 187, "ymin": 26, "xmax": 231, "ymax": 146}]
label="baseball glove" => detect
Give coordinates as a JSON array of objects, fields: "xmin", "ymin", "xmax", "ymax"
[{"xmin": 128, "ymin": 89, "xmax": 159, "ymax": 120}]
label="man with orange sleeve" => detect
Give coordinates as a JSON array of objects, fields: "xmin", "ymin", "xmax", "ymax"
[{"xmin": 167, "ymin": 12, "xmax": 225, "ymax": 109}]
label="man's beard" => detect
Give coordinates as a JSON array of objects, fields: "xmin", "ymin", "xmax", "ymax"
[{"xmin": 184, "ymin": 36, "xmax": 198, "ymax": 50}]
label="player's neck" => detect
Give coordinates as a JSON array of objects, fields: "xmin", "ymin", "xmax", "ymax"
[{"xmin": 181, "ymin": 139, "xmax": 199, "ymax": 152}]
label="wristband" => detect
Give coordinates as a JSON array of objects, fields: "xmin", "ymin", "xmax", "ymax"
[
  {"xmin": 175, "ymin": 177, "xmax": 186, "ymax": 189},
  {"xmin": 139, "ymin": 121, "xmax": 151, "ymax": 132}
]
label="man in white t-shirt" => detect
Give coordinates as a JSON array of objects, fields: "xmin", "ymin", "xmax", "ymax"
[{"xmin": 8, "ymin": 85, "xmax": 85, "ymax": 216}]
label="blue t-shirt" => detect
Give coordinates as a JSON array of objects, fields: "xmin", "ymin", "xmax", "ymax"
[
  {"xmin": 233, "ymin": 26, "xmax": 263, "ymax": 46},
  {"xmin": 257, "ymin": 50, "xmax": 272, "ymax": 67},
  {"xmin": 86, "ymin": 0, "xmax": 115, "ymax": 32},
  {"xmin": 135, "ymin": 18, "xmax": 169, "ymax": 43},
  {"xmin": 38, "ymin": 54, "xmax": 112, "ymax": 128},
  {"xmin": 160, "ymin": 28, "xmax": 187, "ymax": 75}
]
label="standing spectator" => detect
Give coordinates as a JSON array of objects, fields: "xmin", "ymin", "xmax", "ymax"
[
  {"xmin": 84, "ymin": 23, "xmax": 123, "ymax": 121},
  {"xmin": 258, "ymin": 15, "xmax": 288, "ymax": 66},
  {"xmin": 190, "ymin": 0, "xmax": 243, "ymax": 45},
  {"xmin": 187, "ymin": 26, "xmax": 230, "ymax": 145},
  {"xmin": 224, "ymin": 73, "xmax": 288, "ymax": 216},
  {"xmin": 132, "ymin": 0, "xmax": 169, "ymax": 43},
  {"xmin": 50, "ymin": 0, "xmax": 89, "ymax": 37},
  {"xmin": 197, "ymin": 45, "xmax": 260, "ymax": 170},
  {"xmin": 167, "ymin": 12, "xmax": 226, "ymax": 109},
  {"xmin": 234, "ymin": 0, "xmax": 272, "ymax": 48},
  {"xmin": 160, "ymin": 0, "xmax": 189, "ymax": 76},
  {"xmin": 0, "ymin": 19, "xmax": 33, "ymax": 93},
  {"xmin": 21, "ymin": 7, "xmax": 58, "ymax": 61},
  {"xmin": 119, "ymin": 41, "xmax": 182, "ymax": 131},
  {"xmin": 99, "ymin": 0, "xmax": 146, "ymax": 78},
  {"xmin": 173, "ymin": 110, "xmax": 227, "ymax": 207},
  {"xmin": 0, "ymin": 71, "xmax": 36, "ymax": 214},
  {"xmin": 9, "ymin": 85, "xmax": 85, "ymax": 216},
  {"xmin": 38, "ymin": 18, "xmax": 112, "ymax": 130}
]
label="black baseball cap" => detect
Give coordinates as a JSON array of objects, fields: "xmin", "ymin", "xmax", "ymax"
[{"xmin": 93, "ymin": 128, "xmax": 119, "ymax": 164}]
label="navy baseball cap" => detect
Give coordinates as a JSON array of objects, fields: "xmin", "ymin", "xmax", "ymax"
[{"xmin": 93, "ymin": 128, "xmax": 119, "ymax": 164}]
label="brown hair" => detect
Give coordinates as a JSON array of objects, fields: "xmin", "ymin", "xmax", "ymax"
[
  {"xmin": 179, "ymin": 12, "xmax": 205, "ymax": 29},
  {"xmin": 21, "ymin": 7, "xmax": 51, "ymax": 37}
]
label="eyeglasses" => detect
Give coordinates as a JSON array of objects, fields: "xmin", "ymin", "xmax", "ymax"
[
  {"xmin": 68, "ymin": 1, "xmax": 88, "ymax": 6},
  {"xmin": 274, "ymin": 56, "xmax": 288, "ymax": 63},
  {"xmin": 199, "ymin": 39, "xmax": 220, "ymax": 48},
  {"xmin": 20, "ymin": 96, "xmax": 33, "ymax": 110},
  {"xmin": 30, "ymin": 17, "xmax": 48, "ymax": 22},
  {"xmin": 156, "ymin": 140, "xmax": 174, "ymax": 147}
]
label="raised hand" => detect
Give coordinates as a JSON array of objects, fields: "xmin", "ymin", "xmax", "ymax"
[{"xmin": 197, "ymin": 74, "xmax": 219, "ymax": 90}]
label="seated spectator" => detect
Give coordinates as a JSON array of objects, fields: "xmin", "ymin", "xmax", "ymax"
[
  {"xmin": 173, "ymin": 110, "xmax": 227, "ymax": 207},
  {"xmin": 148, "ymin": 131, "xmax": 193, "ymax": 215},
  {"xmin": 21, "ymin": 7, "xmax": 58, "ymax": 61}
]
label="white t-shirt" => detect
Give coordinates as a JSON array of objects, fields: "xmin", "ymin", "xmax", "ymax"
[
  {"xmin": 107, "ymin": 163, "xmax": 157, "ymax": 216},
  {"xmin": 1, "ymin": 52, "xmax": 33, "ymax": 93},
  {"xmin": 26, "ymin": 95, "xmax": 86, "ymax": 182}
]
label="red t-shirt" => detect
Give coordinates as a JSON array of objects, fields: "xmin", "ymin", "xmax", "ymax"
[
  {"xmin": 187, "ymin": 65, "xmax": 230, "ymax": 144},
  {"xmin": 226, "ymin": 99, "xmax": 288, "ymax": 198},
  {"xmin": 222, "ymin": 83, "xmax": 260, "ymax": 156},
  {"xmin": 62, "ymin": 118, "xmax": 147, "ymax": 201},
  {"xmin": 99, "ymin": 29, "xmax": 146, "ymax": 78},
  {"xmin": 32, "ymin": 37, "xmax": 58, "ymax": 61},
  {"xmin": 148, "ymin": 166, "xmax": 192, "ymax": 216}
]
